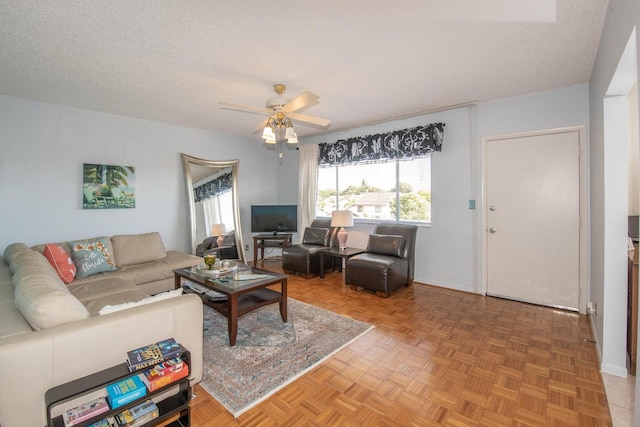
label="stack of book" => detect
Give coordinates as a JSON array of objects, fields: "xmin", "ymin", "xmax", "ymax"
[
  {"xmin": 115, "ymin": 399, "xmax": 159, "ymax": 427},
  {"xmin": 126, "ymin": 337, "xmax": 189, "ymax": 392},
  {"xmin": 138, "ymin": 357, "xmax": 190, "ymax": 392},
  {"xmin": 126, "ymin": 337, "xmax": 183, "ymax": 373}
]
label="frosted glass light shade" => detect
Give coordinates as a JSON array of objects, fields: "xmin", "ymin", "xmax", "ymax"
[
  {"xmin": 284, "ymin": 126, "xmax": 296, "ymax": 140},
  {"xmin": 262, "ymin": 126, "xmax": 274, "ymax": 139}
]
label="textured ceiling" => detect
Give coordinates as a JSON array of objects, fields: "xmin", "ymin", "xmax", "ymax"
[{"xmin": 0, "ymin": 1, "xmax": 609, "ymax": 140}]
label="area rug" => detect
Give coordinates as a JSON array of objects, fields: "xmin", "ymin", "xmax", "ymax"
[{"xmin": 199, "ymin": 298, "xmax": 374, "ymax": 417}]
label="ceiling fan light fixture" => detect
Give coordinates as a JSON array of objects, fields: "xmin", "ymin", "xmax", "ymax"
[
  {"xmin": 262, "ymin": 125, "xmax": 274, "ymax": 139},
  {"xmin": 219, "ymin": 83, "xmax": 330, "ymax": 152},
  {"xmin": 284, "ymin": 126, "xmax": 296, "ymax": 140}
]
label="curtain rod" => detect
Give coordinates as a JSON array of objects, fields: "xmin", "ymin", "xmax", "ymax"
[{"xmin": 303, "ymin": 100, "xmax": 478, "ymax": 139}]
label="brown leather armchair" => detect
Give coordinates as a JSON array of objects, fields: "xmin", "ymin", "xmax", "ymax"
[
  {"xmin": 345, "ymin": 223, "xmax": 418, "ymax": 297},
  {"xmin": 282, "ymin": 218, "xmax": 337, "ymax": 278}
]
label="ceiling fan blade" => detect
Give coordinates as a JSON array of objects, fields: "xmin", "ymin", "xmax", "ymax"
[
  {"xmin": 283, "ymin": 91, "xmax": 319, "ymax": 113},
  {"xmin": 218, "ymin": 102, "xmax": 271, "ymax": 117},
  {"xmin": 254, "ymin": 118, "xmax": 270, "ymax": 134},
  {"xmin": 289, "ymin": 112, "xmax": 332, "ymax": 128}
]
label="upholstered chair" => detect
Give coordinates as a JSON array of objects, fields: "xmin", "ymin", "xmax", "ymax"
[
  {"xmin": 196, "ymin": 231, "xmax": 239, "ymax": 259},
  {"xmin": 282, "ymin": 218, "xmax": 337, "ymax": 278},
  {"xmin": 345, "ymin": 223, "xmax": 418, "ymax": 297}
]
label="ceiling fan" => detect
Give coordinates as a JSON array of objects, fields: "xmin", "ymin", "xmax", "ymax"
[{"xmin": 219, "ymin": 84, "xmax": 331, "ymax": 143}]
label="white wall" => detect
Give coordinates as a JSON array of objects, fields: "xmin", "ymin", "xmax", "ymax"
[
  {"xmin": 629, "ymin": 82, "xmax": 639, "ymax": 214},
  {"xmin": 0, "ymin": 95, "xmax": 275, "ymax": 255},
  {"xmin": 589, "ymin": 0, "xmax": 640, "ymax": 377},
  {"xmin": 298, "ymin": 84, "xmax": 589, "ymax": 292}
]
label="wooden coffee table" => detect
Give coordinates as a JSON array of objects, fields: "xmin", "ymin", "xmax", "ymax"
[{"xmin": 174, "ymin": 264, "xmax": 287, "ymax": 346}]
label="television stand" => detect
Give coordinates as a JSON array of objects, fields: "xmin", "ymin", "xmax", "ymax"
[{"xmin": 253, "ymin": 233, "xmax": 293, "ymax": 266}]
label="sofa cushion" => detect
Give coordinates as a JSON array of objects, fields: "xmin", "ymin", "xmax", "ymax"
[
  {"xmin": 111, "ymin": 232, "xmax": 167, "ymax": 267},
  {"xmin": 0, "ymin": 279, "xmax": 13, "ymax": 304},
  {"xmin": 43, "ymin": 244, "xmax": 77, "ymax": 284},
  {"xmin": 98, "ymin": 288, "xmax": 184, "ymax": 315},
  {"xmin": 112, "ymin": 259, "xmax": 173, "ymax": 285},
  {"xmin": 302, "ymin": 227, "xmax": 330, "ymax": 246},
  {"xmin": 3, "ymin": 242, "xmax": 30, "ymax": 264},
  {"xmin": 82, "ymin": 289, "xmax": 151, "ymax": 316},
  {"xmin": 9, "ymin": 250, "xmax": 55, "ymax": 276},
  {"xmin": 14, "ymin": 268, "xmax": 90, "ymax": 330},
  {"xmin": 164, "ymin": 250, "xmax": 203, "ymax": 270},
  {"xmin": 68, "ymin": 277, "xmax": 139, "ymax": 303},
  {"xmin": 69, "ymin": 236, "xmax": 118, "ymax": 278},
  {"xmin": 365, "ymin": 234, "xmax": 405, "ymax": 258}
]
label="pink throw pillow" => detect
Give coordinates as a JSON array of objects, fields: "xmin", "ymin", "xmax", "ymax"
[{"xmin": 43, "ymin": 244, "xmax": 77, "ymax": 284}]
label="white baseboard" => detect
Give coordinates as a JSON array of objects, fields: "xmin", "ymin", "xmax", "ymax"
[{"xmin": 589, "ymin": 313, "xmax": 629, "ymax": 377}]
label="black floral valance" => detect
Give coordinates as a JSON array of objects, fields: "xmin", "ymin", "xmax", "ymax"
[
  {"xmin": 318, "ymin": 123, "xmax": 445, "ymax": 166},
  {"xmin": 193, "ymin": 172, "xmax": 232, "ymax": 203}
]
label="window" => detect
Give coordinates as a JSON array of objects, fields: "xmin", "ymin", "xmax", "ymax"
[{"xmin": 316, "ymin": 156, "xmax": 431, "ymax": 223}]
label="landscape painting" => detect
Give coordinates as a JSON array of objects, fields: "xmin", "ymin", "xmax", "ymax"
[{"xmin": 83, "ymin": 163, "xmax": 136, "ymax": 209}]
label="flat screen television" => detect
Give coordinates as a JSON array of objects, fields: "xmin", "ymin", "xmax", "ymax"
[{"xmin": 251, "ymin": 205, "xmax": 298, "ymax": 234}]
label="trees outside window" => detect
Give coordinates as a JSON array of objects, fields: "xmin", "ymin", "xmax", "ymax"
[{"xmin": 316, "ymin": 156, "xmax": 431, "ymax": 223}]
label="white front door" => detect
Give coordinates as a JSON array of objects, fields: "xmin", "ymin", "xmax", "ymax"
[{"xmin": 485, "ymin": 130, "xmax": 581, "ymax": 310}]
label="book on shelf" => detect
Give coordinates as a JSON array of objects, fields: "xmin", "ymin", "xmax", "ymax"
[
  {"xmin": 138, "ymin": 357, "xmax": 190, "ymax": 392},
  {"xmin": 87, "ymin": 418, "xmax": 112, "ymax": 427},
  {"xmin": 115, "ymin": 399, "xmax": 159, "ymax": 427},
  {"xmin": 106, "ymin": 375, "xmax": 147, "ymax": 409},
  {"xmin": 126, "ymin": 337, "xmax": 182, "ymax": 372},
  {"xmin": 62, "ymin": 396, "xmax": 109, "ymax": 427}
]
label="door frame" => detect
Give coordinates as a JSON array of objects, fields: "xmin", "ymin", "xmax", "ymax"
[{"xmin": 480, "ymin": 126, "xmax": 588, "ymax": 314}]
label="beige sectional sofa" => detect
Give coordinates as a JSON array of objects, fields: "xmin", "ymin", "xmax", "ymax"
[{"xmin": 0, "ymin": 232, "xmax": 204, "ymax": 427}]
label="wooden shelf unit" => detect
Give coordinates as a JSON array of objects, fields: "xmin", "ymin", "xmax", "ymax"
[{"xmin": 252, "ymin": 233, "xmax": 292, "ymax": 265}]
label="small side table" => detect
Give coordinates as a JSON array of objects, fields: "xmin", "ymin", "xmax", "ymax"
[
  {"xmin": 253, "ymin": 233, "xmax": 293, "ymax": 266},
  {"xmin": 318, "ymin": 247, "xmax": 365, "ymax": 282}
]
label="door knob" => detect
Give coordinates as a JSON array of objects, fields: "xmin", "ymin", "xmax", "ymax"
[
  {"xmin": 489, "ymin": 205, "xmax": 496, "ymax": 211},
  {"xmin": 489, "ymin": 228, "xmax": 496, "ymax": 233}
]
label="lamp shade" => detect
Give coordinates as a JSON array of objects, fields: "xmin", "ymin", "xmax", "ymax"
[
  {"xmin": 331, "ymin": 210, "xmax": 353, "ymax": 228},
  {"xmin": 211, "ymin": 223, "xmax": 226, "ymax": 248},
  {"xmin": 211, "ymin": 224, "xmax": 226, "ymax": 236}
]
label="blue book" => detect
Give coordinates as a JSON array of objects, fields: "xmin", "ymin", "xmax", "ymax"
[
  {"xmin": 106, "ymin": 375, "xmax": 146, "ymax": 409},
  {"xmin": 156, "ymin": 338, "xmax": 182, "ymax": 360}
]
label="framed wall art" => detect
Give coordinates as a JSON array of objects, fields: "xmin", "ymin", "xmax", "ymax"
[{"xmin": 82, "ymin": 163, "xmax": 136, "ymax": 209}]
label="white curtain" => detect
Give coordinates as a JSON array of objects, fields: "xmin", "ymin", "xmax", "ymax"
[
  {"xmin": 202, "ymin": 192, "xmax": 235, "ymax": 235},
  {"xmin": 298, "ymin": 144, "xmax": 319, "ymax": 230}
]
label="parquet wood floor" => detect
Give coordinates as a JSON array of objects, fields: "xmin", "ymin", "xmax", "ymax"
[{"xmin": 179, "ymin": 260, "xmax": 613, "ymax": 426}]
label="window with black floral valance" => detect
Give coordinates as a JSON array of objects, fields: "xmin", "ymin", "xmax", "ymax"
[
  {"xmin": 193, "ymin": 172, "xmax": 232, "ymax": 203},
  {"xmin": 318, "ymin": 123, "xmax": 445, "ymax": 166}
]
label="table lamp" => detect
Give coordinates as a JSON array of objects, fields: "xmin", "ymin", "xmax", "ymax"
[
  {"xmin": 331, "ymin": 210, "xmax": 353, "ymax": 250},
  {"xmin": 211, "ymin": 224, "xmax": 226, "ymax": 247}
]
